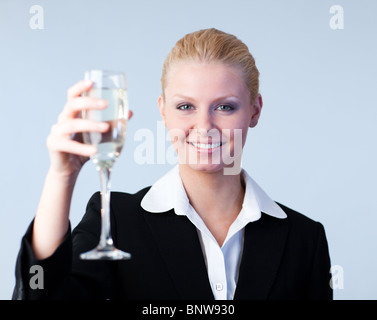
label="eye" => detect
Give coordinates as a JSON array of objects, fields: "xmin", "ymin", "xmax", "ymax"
[
  {"xmin": 177, "ymin": 104, "xmax": 194, "ymax": 110},
  {"xmin": 216, "ymin": 104, "xmax": 234, "ymax": 111}
]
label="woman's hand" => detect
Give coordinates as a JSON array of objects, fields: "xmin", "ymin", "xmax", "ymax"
[{"xmin": 46, "ymin": 80, "xmax": 132, "ymax": 178}]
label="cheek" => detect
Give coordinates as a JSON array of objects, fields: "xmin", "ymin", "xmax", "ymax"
[
  {"xmin": 166, "ymin": 123, "xmax": 189, "ymax": 148},
  {"xmin": 164, "ymin": 112, "xmax": 189, "ymax": 142},
  {"xmin": 221, "ymin": 118, "xmax": 250, "ymax": 142}
]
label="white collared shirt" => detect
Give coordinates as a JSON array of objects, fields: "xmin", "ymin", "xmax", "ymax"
[{"xmin": 141, "ymin": 165, "xmax": 287, "ymax": 300}]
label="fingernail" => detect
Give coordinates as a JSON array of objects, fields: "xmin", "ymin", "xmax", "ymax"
[
  {"xmin": 85, "ymin": 80, "xmax": 93, "ymax": 86},
  {"xmin": 99, "ymin": 122, "xmax": 109, "ymax": 130},
  {"xmin": 88, "ymin": 146, "xmax": 97, "ymax": 155},
  {"xmin": 97, "ymin": 100, "xmax": 107, "ymax": 107}
]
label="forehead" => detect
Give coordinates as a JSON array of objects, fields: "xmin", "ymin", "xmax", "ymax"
[{"xmin": 164, "ymin": 61, "xmax": 249, "ymax": 100}]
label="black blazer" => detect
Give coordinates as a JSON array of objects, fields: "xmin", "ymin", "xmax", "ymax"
[{"xmin": 13, "ymin": 187, "xmax": 332, "ymax": 300}]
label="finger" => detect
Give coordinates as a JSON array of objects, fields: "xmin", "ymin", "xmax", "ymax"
[
  {"xmin": 67, "ymin": 80, "xmax": 93, "ymax": 100},
  {"xmin": 48, "ymin": 136, "xmax": 97, "ymax": 157},
  {"xmin": 51, "ymin": 119, "xmax": 109, "ymax": 137},
  {"xmin": 59, "ymin": 97, "xmax": 107, "ymax": 121},
  {"xmin": 128, "ymin": 110, "xmax": 133, "ymax": 120}
]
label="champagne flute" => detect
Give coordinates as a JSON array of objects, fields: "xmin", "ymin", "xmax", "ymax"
[{"xmin": 80, "ymin": 70, "xmax": 131, "ymax": 260}]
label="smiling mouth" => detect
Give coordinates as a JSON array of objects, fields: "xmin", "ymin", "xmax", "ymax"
[{"xmin": 189, "ymin": 142, "xmax": 223, "ymax": 149}]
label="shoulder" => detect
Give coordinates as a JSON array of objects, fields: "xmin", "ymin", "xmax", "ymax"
[
  {"xmin": 275, "ymin": 202, "xmax": 327, "ymax": 245},
  {"xmin": 83, "ymin": 187, "xmax": 154, "ymax": 228},
  {"xmin": 276, "ymin": 202, "xmax": 321, "ymax": 227},
  {"xmin": 112, "ymin": 186, "xmax": 152, "ymax": 204},
  {"xmin": 277, "ymin": 202, "xmax": 319, "ymax": 225},
  {"xmin": 85, "ymin": 187, "xmax": 153, "ymax": 221},
  {"xmin": 87, "ymin": 186, "xmax": 152, "ymax": 208}
]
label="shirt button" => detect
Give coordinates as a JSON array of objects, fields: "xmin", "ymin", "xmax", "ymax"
[{"xmin": 215, "ymin": 283, "xmax": 223, "ymax": 291}]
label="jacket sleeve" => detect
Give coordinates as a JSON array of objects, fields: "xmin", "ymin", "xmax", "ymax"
[
  {"xmin": 12, "ymin": 192, "xmax": 116, "ymax": 300},
  {"xmin": 306, "ymin": 222, "xmax": 333, "ymax": 300},
  {"xmin": 12, "ymin": 219, "xmax": 73, "ymax": 300}
]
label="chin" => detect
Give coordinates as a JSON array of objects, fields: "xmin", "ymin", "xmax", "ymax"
[{"xmin": 183, "ymin": 162, "xmax": 225, "ymax": 174}]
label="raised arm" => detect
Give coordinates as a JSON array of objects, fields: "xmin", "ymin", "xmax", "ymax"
[{"xmin": 32, "ymin": 80, "xmax": 132, "ymax": 259}]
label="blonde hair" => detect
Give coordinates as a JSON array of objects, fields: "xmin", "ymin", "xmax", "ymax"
[{"xmin": 161, "ymin": 28, "xmax": 260, "ymax": 103}]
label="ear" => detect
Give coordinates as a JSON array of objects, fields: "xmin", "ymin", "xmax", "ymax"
[
  {"xmin": 158, "ymin": 95, "xmax": 167, "ymax": 127},
  {"xmin": 249, "ymin": 94, "xmax": 263, "ymax": 128}
]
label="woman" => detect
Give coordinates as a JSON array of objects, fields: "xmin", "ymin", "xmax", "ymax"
[{"xmin": 13, "ymin": 28, "xmax": 332, "ymax": 300}]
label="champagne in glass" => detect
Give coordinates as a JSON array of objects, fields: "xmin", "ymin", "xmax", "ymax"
[{"xmin": 80, "ymin": 70, "xmax": 131, "ymax": 260}]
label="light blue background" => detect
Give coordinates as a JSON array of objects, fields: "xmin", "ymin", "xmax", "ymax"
[{"xmin": 1, "ymin": 0, "xmax": 376, "ymax": 299}]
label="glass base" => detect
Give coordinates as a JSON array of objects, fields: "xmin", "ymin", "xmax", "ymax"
[{"xmin": 80, "ymin": 244, "xmax": 131, "ymax": 260}]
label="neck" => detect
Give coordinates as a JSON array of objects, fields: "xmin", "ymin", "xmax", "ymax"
[
  {"xmin": 178, "ymin": 164, "xmax": 245, "ymax": 246},
  {"xmin": 178, "ymin": 164, "xmax": 245, "ymax": 221}
]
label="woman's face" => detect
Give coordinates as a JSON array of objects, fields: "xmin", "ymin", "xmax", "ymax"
[{"xmin": 158, "ymin": 61, "xmax": 262, "ymax": 175}]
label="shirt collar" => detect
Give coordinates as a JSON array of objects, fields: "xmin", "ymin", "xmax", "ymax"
[
  {"xmin": 140, "ymin": 165, "xmax": 287, "ymax": 220},
  {"xmin": 241, "ymin": 169, "xmax": 287, "ymax": 220}
]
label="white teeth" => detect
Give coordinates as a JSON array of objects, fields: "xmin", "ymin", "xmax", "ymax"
[{"xmin": 190, "ymin": 142, "xmax": 222, "ymax": 149}]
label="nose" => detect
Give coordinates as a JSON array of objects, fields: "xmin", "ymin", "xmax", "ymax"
[{"xmin": 194, "ymin": 108, "xmax": 215, "ymax": 136}]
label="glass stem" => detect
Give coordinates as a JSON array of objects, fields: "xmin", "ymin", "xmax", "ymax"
[{"xmin": 98, "ymin": 166, "xmax": 114, "ymax": 249}]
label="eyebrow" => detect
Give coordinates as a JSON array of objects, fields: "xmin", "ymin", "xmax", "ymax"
[{"xmin": 171, "ymin": 94, "xmax": 242, "ymax": 103}]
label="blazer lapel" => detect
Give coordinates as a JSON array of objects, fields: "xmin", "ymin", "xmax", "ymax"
[
  {"xmin": 234, "ymin": 213, "xmax": 290, "ymax": 300},
  {"xmin": 143, "ymin": 210, "xmax": 214, "ymax": 300}
]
